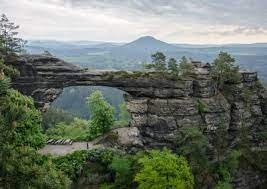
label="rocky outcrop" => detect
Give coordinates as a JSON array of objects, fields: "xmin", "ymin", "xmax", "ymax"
[
  {"xmin": 11, "ymin": 54, "xmax": 267, "ymax": 188},
  {"xmin": 11, "ymin": 54, "xmax": 266, "ymax": 145}
]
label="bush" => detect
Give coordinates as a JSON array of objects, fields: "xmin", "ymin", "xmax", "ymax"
[
  {"xmin": 0, "ymin": 89, "xmax": 45, "ymax": 149},
  {"xmin": 46, "ymin": 118, "xmax": 90, "ymax": 141},
  {"xmin": 0, "ymin": 146, "xmax": 70, "ymax": 189},
  {"xmin": 110, "ymin": 156, "xmax": 133, "ymax": 188},
  {"xmin": 135, "ymin": 148, "xmax": 194, "ymax": 189},
  {"xmin": 53, "ymin": 150, "xmax": 89, "ymax": 181}
]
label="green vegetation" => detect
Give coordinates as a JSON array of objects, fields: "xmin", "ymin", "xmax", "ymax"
[
  {"xmin": 179, "ymin": 56, "xmax": 193, "ymax": 76},
  {"xmin": 211, "ymin": 51, "xmax": 241, "ymax": 89},
  {"xmin": 0, "ymin": 14, "xmax": 26, "ymax": 59},
  {"xmin": 117, "ymin": 103, "xmax": 131, "ymax": 126},
  {"xmin": 195, "ymin": 98, "xmax": 208, "ymax": 115},
  {"xmin": 168, "ymin": 57, "xmax": 179, "ymax": 76},
  {"xmin": 0, "ymin": 89, "xmax": 46, "ymax": 149},
  {"xmin": 46, "ymin": 91, "xmax": 126, "ymax": 141},
  {"xmin": 52, "ymin": 150, "xmax": 90, "ymax": 181},
  {"xmin": 147, "ymin": 52, "xmax": 167, "ymax": 71},
  {"xmin": 176, "ymin": 126, "xmax": 242, "ymax": 189},
  {"xmin": 135, "ymin": 148, "xmax": 194, "ymax": 189},
  {"xmin": 0, "ymin": 15, "xmax": 70, "ymax": 188},
  {"xmin": 53, "ymin": 148, "xmax": 194, "ymax": 189},
  {"xmin": 109, "ymin": 155, "xmax": 134, "ymax": 188},
  {"xmin": 145, "ymin": 52, "xmax": 194, "ymax": 79},
  {"xmin": 87, "ymin": 90, "xmax": 116, "ymax": 139},
  {"xmin": 46, "ymin": 118, "xmax": 90, "ymax": 141},
  {"xmin": 1, "ymin": 14, "xmax": 266, "ymax": 189},
  {"xmin": 42, "ymin": 108, "xmax": 75, "ymax": 130}
]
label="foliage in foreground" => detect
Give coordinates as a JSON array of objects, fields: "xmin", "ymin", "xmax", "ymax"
[
  {"xmin": 0, "ymin": 146, "xmax": 70, "ymax": 189},
  {"xmin": 135, "ymin": 148, "xmax": 194, "ymax": 189},
  {"xmin": 0, "ymin": 15, "xmax": 70, "ymax": 187},
  {"xmin": 176, "ymin": 127, "xmax": 243, "ymax": 189},
  {"xmin": 0, "ymin": 89, "xmax": 46, "ymax": 149},
  {"xmin": 0, "ymin": 61, "xmax": 70, "ymax": 188}
]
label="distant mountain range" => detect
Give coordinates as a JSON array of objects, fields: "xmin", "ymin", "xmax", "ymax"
[{"xmin": 26, "ymin": 36, "xmax": 267, "ymax": 51}]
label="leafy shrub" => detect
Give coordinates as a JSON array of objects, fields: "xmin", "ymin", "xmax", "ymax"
[
  {"xmin": 135, "ymin": 148, "xmax": 194, "ymax": 189},
  {"xmin": 0, "ymin": 89, "xmax": 45, "ymax": 149},
  {"xmin": 53, "ymin": 149, "xmax": 117, "ymax": 183},
  {"xmin": 110, "ymin": 156, "xmax": 133, "ymax": 188},
  {"xmin": 176, "ymin": 127, "xmax": 211, "ymax": 187},
  {"xmin": 196, "ymin": 99, "xmax": 208, "ymax": 115},
  {"xmin": 0, "ymin": 146, "xmax": 70, "ymax": 189},
  {"xmin": 53, "ymin": 150, "xmax": 89, "ymax": 181},
  {"xmin": 46, "ymin": 118, "xmax": 91, "ymax": 141}
]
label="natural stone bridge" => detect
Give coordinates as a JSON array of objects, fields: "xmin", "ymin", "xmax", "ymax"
[{"xmin": 12, "ymin": 54, "xmax": 267, "ymax": 147}]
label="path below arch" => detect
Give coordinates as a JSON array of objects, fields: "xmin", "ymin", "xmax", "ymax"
[{"xmin": 38, "ymin": 142, "xmax": 100, "ymax": 156}]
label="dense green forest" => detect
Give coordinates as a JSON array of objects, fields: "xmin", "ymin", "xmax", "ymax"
[{"xmin": 1, "ymin": 14, "xmax": 266, "ymax": 189}]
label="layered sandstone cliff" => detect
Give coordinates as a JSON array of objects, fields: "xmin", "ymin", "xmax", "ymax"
[{"xmin": 11, "ymin": 54, "xmax": 267, "ymax": 188}]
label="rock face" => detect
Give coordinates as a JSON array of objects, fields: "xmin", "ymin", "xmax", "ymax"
[
  {"xmin": 11, "ymin": 54, "xmax": 266, "ymax": 144},
  {"xmin": 11, "ymin": 54, "xmax": 267, "ymax": 188}
]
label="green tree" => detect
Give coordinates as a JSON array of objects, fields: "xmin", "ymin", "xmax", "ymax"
[
  {"xmin": 176, "ymin": 127, "xmax": 214, "ymax": 188},
  {"xmin": 0, "ymin": 14, "xmax": 26, "ymax": 58},
  {"xmin": 179, "ymin": 56, "xmax": 193, "ymax": 76},
  {"xmin": 0, "ymin": 64, "xmax": 69, "ymax": 188},
  {"xmin": 0, "ymin": 20, "xmax": 70, "ymax": 188},
  {"xmin": 135, "ymin": 148, "xmax": 194, "ymax": 189},
  {"xmin": 168, "ymin": 58, "xmax": 178, "ymax": 76},
  {"xmin": 118, "ymin": 103, "xmax": 131, "ymax": 126},
  {"xmin": 0, "ymin": 88, "xmax": 45, "ymax": 149},
  {"xmin": 87, "ymin": 90, "xmax": 115, "ymax": 139},
  {"xmin": 211, "ymin": 52, "xmax": 241, "ymax": 89},
  {"xmin": 151, "ymin": 52, "xmax": 166, "ymax": 71},
  {"xmin": 110, "ymin": 156, "xmax": 133, "ymax": 188}
]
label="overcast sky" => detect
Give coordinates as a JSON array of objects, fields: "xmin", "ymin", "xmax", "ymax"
[{"xmin": 1, "ymin": 0, "xmax": 267, "ymax": 44}]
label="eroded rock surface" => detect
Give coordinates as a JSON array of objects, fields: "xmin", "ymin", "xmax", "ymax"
[
  {"xmin": 12, "ymin": 54, "xmax": 267, "ymax": 188},
  {"xmin": 11, "ymin": 54, "xmax": 266, "ymax": 146}
]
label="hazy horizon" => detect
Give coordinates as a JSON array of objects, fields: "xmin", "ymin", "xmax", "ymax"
[
  {"xmin": 25, "ymin": 35, "xmax": 267, "ymax": 45},
  {"xmin": 1, "ymin": 0, "xmax": 267, "ymax": 44}
]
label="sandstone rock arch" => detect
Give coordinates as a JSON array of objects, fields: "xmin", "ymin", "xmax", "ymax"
[{"xmin": 11, "ymin": 54, "xmax": 267, "ymax": 147}]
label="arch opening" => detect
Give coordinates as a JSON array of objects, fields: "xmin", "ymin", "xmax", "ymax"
[{"xmin": 42, "ymin": 86, "xmax": 132, "ymax": 140}]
